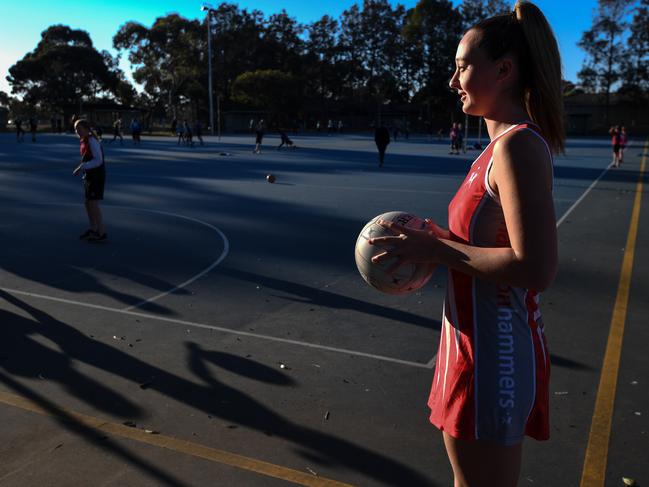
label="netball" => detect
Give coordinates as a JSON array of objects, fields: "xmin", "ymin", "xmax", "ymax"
[{"xmin": 355, "ymin": 211, "xmax": 436, "ymax": 295}]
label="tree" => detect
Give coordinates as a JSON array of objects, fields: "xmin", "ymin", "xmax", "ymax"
[
  {"xmin": 460, "ymin": 0, "xmax": 511, "ymax": 29},
  {"xmin": 304, "ymin": 15, "xmax": 340, "ymax": 100},
  {"xmin": 206, "ymin": 4, "xmax": 266, "ymax": 107},
  {"xmin": 7, "ymin": 25, "xmax": 128, "ymax": 113},
  {"xmin": 621, "ymin": 0, "xmax": 649, "ymax": 98},
  {"xmin": 336, "ymin": 0, "xmax": 407, "ymax": 107},
  {"xmin": 113, "ymin": 14, "xmax": 205, "ymax": 118},
  {"xmin": 263, "ymin": 10, "xmax": 305, "ymax": 73},
  {"xmin": 0, "ymin": 91, "xmax": 9, "ymax": 107},
  {"xmin": 403, "ymin": 0, "xmax": 463, "ymax": 118},
  {"xmin": 358, "ymin": 0, "xmax": 402, "ymax": 101},
  {"xmin": 338, "ymin": 4, "xmax": 368, "ymax": 100},
  {"xmin": 231, "ymin": 69, "xmax": 302, "ymax": 123},
  {"xmin": 577, "ymin": 0, "xmax": 635, "ymax": 124}
]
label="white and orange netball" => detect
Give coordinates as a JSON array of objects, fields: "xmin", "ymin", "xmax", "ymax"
[{"xmin": 355, "ymin": 211, "xmax": 436, "ymax": 295}]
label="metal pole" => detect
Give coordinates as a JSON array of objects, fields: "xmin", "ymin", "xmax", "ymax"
[
  {"xmin": 206, "ymin": 12, "xmax": 215, "ymax": 136},
  {"xmin": 477, "ymin": 116, "xmax": 483, "ymax": 148},
  {"xmin": 463, "ymin": 113, "xmax": 469, "ymax": 153},
  {"xmin": 217, "ymin": 94, "xmax": 221, "ymax": 141}
]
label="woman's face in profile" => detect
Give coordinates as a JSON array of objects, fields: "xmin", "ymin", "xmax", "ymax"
[{"xmin": 449, "ymin": 29, "xmax": 505, "ymax": 117}]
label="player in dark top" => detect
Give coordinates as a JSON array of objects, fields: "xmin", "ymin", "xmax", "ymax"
[
  {"xmin": 29, "ymin": 117, "xmax": 38, "ymax": 142},
  {"xmin": 108, "ymin": 117, "xmax": 123, "ymax": 145},
  {"xmin": 193, "ymin": 120, "xmax": 204, "ymax": 146},
  {"xmin": 15, "ymin": 118, "xmax": 25, "ymax": 142},
  {"xmin": 277, "ymin": 129, "xmax": 295, "ymax": 150},
  {"xmin": 609, "ymin": 125, "xmax": 621, "ymax": 167},
  {"xmin": 374, "ymin": 125, "xmax": 391, "ymax": 167}
]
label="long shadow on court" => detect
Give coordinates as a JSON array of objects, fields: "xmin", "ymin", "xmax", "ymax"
[
  {"xmin": 0, "ymin": 290, "xmax": 437, "ymax": 486},
  {"xmin": 0, "ymin": 371, "xmax": 190, "ymax": 487},
  {"xmin": 0, "ymin": 202, "xmax": 204, "ymax": 314},
  {"xmin": 216, "ymin": 267, "xmax": 439, "ymax": 331}
]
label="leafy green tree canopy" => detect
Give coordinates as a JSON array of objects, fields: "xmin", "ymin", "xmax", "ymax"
[
  {"xmin": 231, "ymin": 69, "xmax": 302, "ymax": 121},
  {"xmin": 7, "ymin": 24, "xmax": 131, "ymax": 110}
]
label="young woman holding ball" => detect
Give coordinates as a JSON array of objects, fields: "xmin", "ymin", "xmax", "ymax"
[{"xmin": 370, "ymin": 2, "xmax": 562, "ymax": 486}]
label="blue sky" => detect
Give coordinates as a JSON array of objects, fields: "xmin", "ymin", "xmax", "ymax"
[{"xmin": 0, "ymin": 0, "xmax": 599, "ymax": 95}]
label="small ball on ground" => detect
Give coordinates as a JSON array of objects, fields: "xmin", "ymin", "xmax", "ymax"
[{"xmin": 266, "ymin": 174, "xmax": 276, "ymax": 183}]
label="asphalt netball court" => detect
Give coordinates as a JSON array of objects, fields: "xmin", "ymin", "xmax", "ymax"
[{"xmin": 0, "ymin": 132, "xmax": 647, "ymax": 486}]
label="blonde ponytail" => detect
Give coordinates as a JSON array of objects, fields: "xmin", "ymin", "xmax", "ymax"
[
  {"xmin": 514, "ymin": 1, "xmax": 565, "ymax": 153},
  {"xmin": 74, "ymin": 118, "xmax": 100, "ymax": 140},
  {"xmin": 471, "ymin": 1, "xmax": 565, "ymax": 153}
]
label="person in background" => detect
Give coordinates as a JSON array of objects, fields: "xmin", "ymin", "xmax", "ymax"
[
  {"xmin": 449, "ymin": 122, "xmax": 459, "ymax": 154},
  {"xmin": 108, "ymin": 117, "xmax": 123, "ymax": 145},
  {"xmin": 374, "ymin": 124, "xmax": 391, "ymax": 167},
  {"xmin": 193, "ymin": 120, "xmax": 204, "ymax": 146},
  {"xmin": 29, "ymin": 117, "xmax": 38, "ymax": 142},
  {"xmin": 619, "ymin": 125, "xmax": 628, "ymax": 164},
  {"xmin": 183, "ymin": 119, "xmax": 194, "ymax": 147},
  {"xmin": 609, "ymin": 125, "xmax": 621, "ymax": 167},
  {"xmin": 253, "ymin": 119, "xmax": 265, "ymax": 154},
  {"xmin": 15, "ymin": 118, "xmax": 25, "ymax": 142},
  {"xmin": 130, "ymin": 117, "xmax": 142, "ymax": 145},
  {"xmin": 457, "ymin": 122, "xmax": 465, "ymax": 153},
  {"xmin": 277, "ymin": 129, "xmax": 295, "ymax": 150},
  {"xmin": 73, "ymin": 119, "xmax": 107, "ymax": 242}
]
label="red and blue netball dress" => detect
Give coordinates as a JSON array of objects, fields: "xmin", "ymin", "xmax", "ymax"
[
  {"xmin": 428, "ymin": 122, "xmax": 552, "ymax": 445},
  {"xmin": 80, "ymin": 134, "xmax": 106, "ymax": 201}
]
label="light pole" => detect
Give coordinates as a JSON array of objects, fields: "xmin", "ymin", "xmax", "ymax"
[{"xmin": 201, "ymin": 4, "xmax": 215, "ymax": 136}]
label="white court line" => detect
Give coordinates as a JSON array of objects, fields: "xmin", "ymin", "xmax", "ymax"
[
  {"xmin": 32, "ymin": 203, "xmax": 229, "ymax": 312},
  {"xmin": 0, "ymin": 287, "xmax": 432, "ymax": 369},
  {"xmin": 556, "ymin": 162, "xmax": 613, "ymax": 227}
]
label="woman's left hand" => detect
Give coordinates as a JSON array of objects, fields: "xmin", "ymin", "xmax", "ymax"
[{"xmin": 369, "ymin": 219, "xmax": 440, "ymax": 272}]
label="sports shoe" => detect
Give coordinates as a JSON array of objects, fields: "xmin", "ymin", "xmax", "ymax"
[
  {"xmin": 88, "ymin": 233, "xmax": 108, "ymax": 242},
  {"xmin": 79, "ymin": 229, "xmax": 96, "ymax": 240}
]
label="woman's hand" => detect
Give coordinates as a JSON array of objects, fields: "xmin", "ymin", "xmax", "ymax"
[
  {"xmin": 369, "ymin": 219, "xmax": 444, "ymax": 272},
  {"xmin": 425, "ymin": 219, "xmax": 450, "ymax": 240}
]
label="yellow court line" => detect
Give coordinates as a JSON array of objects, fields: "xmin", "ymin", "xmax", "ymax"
[
  {"xmin": 0, "ymin": 390, "xmax": 354, "ymax": 487},
  {"xmin": 579, "ymin": 140, "xmax": 648, "ymax": 487}
]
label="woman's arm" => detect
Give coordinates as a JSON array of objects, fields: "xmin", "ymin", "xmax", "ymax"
[
  {"xmin": 371, "ymin": 130, "xmax": 558, "ymax": 291},
  {"xmin": 80, "ymin": 138, "xmax": 104, "ymax": 170}
]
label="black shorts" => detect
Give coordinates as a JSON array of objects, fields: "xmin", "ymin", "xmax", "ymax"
[
  {"xmin": 613, "ymin": 144, "xmax": 621, "ymax": 154},
  {"xmin": 255, "ymin": 131, "xmax": 264, "ymax": 144},
  {"xmin": 84, "ymin": 175, "xmax": 105, "ymax": 201}
]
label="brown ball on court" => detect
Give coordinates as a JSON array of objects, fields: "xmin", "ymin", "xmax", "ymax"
[
  {"xmin": 266, "ymin": 174, "xmax": 276, "ymax": 183},
  {"xmin": 355, "ymin": 211, "xmax": 436, "ymax": 295}
]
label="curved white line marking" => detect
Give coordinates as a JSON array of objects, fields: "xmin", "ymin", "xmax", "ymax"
[{"xmin": 31, "ymin": 202, "xmax": 229, "ymax": 311}]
